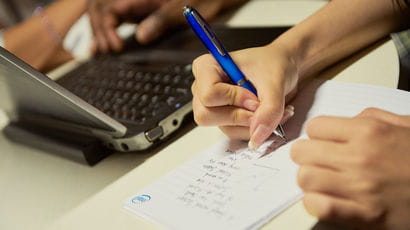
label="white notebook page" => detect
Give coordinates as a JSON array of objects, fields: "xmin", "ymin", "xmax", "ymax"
[{"xmin": 124, "ymin": 80, "xmax": 410, "ymax": 230}]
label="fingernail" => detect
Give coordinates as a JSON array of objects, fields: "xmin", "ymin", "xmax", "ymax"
[
  {"xmin": 137, "ymin": 19, "xmax": 158, "ymax": 44},
  {"xmin": 280, "ymin": 105, "xmax": 295, "ymax": 125},
  {"xmin": 136, "ymin": 28, "xmax": 150, "ymax": 44},
  {"xmin": 248, "ymin": 124, "xmax": 272, "ymax": 150},
  {"xmin": 135, "ymin": 28, "xmax": 147, "ymax": 44},
  {"xmin": 285, "ymin": 105, "xmax": 294, "ymax": 112},
  {"xmin": 243, "ymin": 99, "xmax": 259, "ymax": 111},
  {"xmin": 285, "ymin": 107, "xmax": 295, "ymax": 117}
]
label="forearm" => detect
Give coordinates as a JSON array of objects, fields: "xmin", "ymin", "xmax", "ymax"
[
  {"xmin": 3, "ymin": 0, "xmax": 87, "ymax": 71},
  {"xmin": 273, "ymin": 0, "xmax": 409, "ymax": 80}
]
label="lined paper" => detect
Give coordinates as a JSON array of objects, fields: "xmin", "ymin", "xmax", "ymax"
[{"xmin": 124, "ymin": 80, "xmax": 410, "ymax": 230}]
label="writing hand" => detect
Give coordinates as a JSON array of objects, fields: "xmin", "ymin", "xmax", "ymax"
[{"xmin": 191, "ymin": 44, "xmax": 298, "ymax": 144}]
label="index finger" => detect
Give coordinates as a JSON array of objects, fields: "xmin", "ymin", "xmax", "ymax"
[
  {"xmin": 192, "ymin": 54, "xmax": 258, "ymax": 108},
  {"xmin": 88, "ymin": 1, "xmax": 110, "ymax": 53},
  {"xmin": 306, "ymin": 116, "xmax": 357, "ymax": 142},
  {"xmin": 101, "ymin": 9, "xmax": 123, "ymax": 52}
]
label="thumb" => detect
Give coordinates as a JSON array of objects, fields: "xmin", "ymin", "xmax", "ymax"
[
  {"xmin": 136, "ymin": 1, "xmax": 185, "ymax": 44},
  {"xmin": 248, "ymin": 84, "xmax": 286, "ymax": 150}
]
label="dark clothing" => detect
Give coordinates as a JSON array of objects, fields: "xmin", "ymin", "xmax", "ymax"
[{"xmin": 392, "ymin": 29, "xmax": 410, "ymax": 90}]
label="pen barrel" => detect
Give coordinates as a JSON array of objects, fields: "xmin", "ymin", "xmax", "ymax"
[
  {"xmin": 184, "ymin": 6, "xmax": 258, "ymax": 96},
  {"xmin": 239, "ymin": 80, "xmax": 257, "ymax": 95},
  {"xmin": 217, "ymin": 56, "xmax": 257, "ymax": 95}
]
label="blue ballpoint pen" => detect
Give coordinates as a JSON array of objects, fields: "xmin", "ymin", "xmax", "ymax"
[{"xmin": 183, "ymin": 6, "xmax": 287, "ymax": 141}]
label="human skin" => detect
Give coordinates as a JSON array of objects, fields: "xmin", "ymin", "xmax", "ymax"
[
  {"xmin": 191, "ymin": 0, "xmax": 409, "ymax": 149},
  {"xmin": 3, "ymin": 0, "xmax": 87, "ymax": 72},
  {"xmin": 87, "ymin": 0, "xmax": 248, "ymax": 53},
  {"xmin": 291, "ymin": 108, "xmax": 410, "ymax": 229},
  {"xmin": 191, "ymin": 0, "xmax": 410, "ymax": 227}
]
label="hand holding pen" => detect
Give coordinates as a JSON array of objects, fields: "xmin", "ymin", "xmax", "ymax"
[{"xmin": 185, "ymin": 6, "xmax": 297, "ymax": 149}]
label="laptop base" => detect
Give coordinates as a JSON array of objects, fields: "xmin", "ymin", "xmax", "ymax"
[{"xmin": 3, "ymin": 121, "xmax": 112, "ymax": 166}]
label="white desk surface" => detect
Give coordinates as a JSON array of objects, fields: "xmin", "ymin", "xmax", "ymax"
[{"xmin": 0, "ymin": 1, "xmax": 399, "ymax": 230}]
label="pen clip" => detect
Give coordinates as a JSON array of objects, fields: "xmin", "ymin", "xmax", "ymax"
[{"xmin": 191, "ymin": 11, "xmax": 226, "ymax": 56}]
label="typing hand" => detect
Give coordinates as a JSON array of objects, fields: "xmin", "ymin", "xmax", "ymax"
[
  {"xmin": 291, "ymin": 108, "xmax": 410, "ymax": 229},
  {"xmin": 88, "ymin": 0, "xmax": 164, "ymax": 53},
  {"xmin": 191, "ymin": 44, "xmax": 299, "ymax": 145},
  {"xmin": 88, "ymin": 0, "xmax": 247, "ymax": 53}
]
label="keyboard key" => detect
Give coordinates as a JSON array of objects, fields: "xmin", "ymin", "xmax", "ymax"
[
  {"xmin": 153, "ymin": 85, "xmax": 162, "ymax": 94},
  {"xmin": 118, "ymin": 70, "xmax": 126, "ymax": 78},
  {"xmin": 122, "ymin": 92, "xmax": 131, "ymax": 99},
  {"xmin": 173, "ymin": 75, "xmax": 181, "ymax": 85},
  {"xmin": 58, "ymin": 59, "xmax": 195, "ymax": 126},
  {"xmin": 151, "ymin": 95, "xmax": 159, "ymax": 103},
  {"xmin": 164, "ymin": 86, "xmax": 171, "ymax": 94},
  {"xmin": 103, "ymin": 101, "xmax": 111, "ymax": 110},
  {"xmin": 134, "ymin": 72, "xmax": 143, "ymax": 81},
  {"xmin": 126, "ymin": 81, "xmax": 134, "ymax": 89},
  {"xmin": 117, "ymin": 80, "xmax": 125, "ymax": 88},
  {"xmin": 176, "ymin": 88, "xmax": 188, "ymax": 95},
  {"xmin": 131, "ymin": 93, "xmax": 140, "ymax": 101},
  {"xmin": 126, "ymin": 70, "xmax": 134, "ymax": 79},
  {"xmin": 173, "ymin": 65, "xmax": 182, "ymax": 73},
  {"xmin": 143, "ymin": 73, "xmax": 151, "ymax": 82},
  {"xmin": 184, "ymin": 64, "xmax": 192, "ymax": 73},
  {"xmin": 166, "ymin": 96, "xmax": 176, "ymax": 106},
  {"xmin": 162, "ymin": 74, "xmax": 171, "ymax": 84},
  {"xmin": 144, "ymin": 83, "xmax": 153, "ymax": 92},
  {"xmin": 153, "ymin": 73, "xmax": 161, "ymax": 83}
]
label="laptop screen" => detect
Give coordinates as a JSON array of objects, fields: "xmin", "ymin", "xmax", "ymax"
[{"xmin": 0, "ymin": 47, "xmax": 127, "ymax": 137}]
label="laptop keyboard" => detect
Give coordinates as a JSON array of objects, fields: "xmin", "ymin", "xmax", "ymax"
[{"xmin": 57, "ymin": 56, "xmax": 194, "ymax": 127}]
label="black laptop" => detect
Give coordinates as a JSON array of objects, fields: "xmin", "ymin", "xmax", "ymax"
[{"xmin": 0, "ymin": 26, "xmax": 289, "ymax": 160}]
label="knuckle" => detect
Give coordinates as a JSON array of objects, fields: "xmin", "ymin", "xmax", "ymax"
[
  {"xmin": 303, "ymin": 195, "xmax": 316, "ymax": 216},
  {"xmin": 193, "ymin": 107, "xmax": 209, "ymax": 126},
  {"xmin": 359, "ymin": 107, "xmax": 380, "ymax": 117},
  {"xmin": 191, "ymin": 57, "xmax": 202, "ymax": 76},
  {"xmin": 306, "ymin": 116, "xmax": 324, "ymax": 135},
  {"xmin": 319, "ymin": 198, "xmax": 338, "ymax": 219},
  {"xmin": 220, "ymin": 126, "xmax": 249, "ymax": 140},
  {"xmin": 192, "ymin": 96, "xmax": 200, "ymax": 112},
  {"xmin": 358, "ymin": 120, "xmax": 390, "ymax": 140},
  {"xmin": 290, "ymin": 140, "xmax": 307, "ymax": 162},
  {"xmin": 353, "ymin": 153, "xmax": 376, "ymax": 168},
  {"xmin": 191, "ymin": 80, "xmax": 196, "ymax": 94},
  {"xmin": 297, "ymin": 167, "xmax": 310, "ymax": 190},
  {"xmin": 224, "ymin": 86, "xmax": 238, "ymax": 106},
  {"xmin": 192, "ymin": 54, "xmax": 211, "ymax": 77},
  {"xmin": 220, "ymin": 127, "xmax": 236, "ymax": 139},
  {"xmin": 358, "ymin": 178, "xmax": 383, "ymax": 194},
  {"xmin": 200, "ymin": 90, "xmax": 217, "ymax": 106},
  {"xmin": 265, "ymin": 103, "xmax": 282, "ymax": 118},
  {"xmin": 362, "ymin": 203, "xmax": 385, "ymax": 222},
  {"xmin": 303, "ymin": 194, "xmax": 337, "ymax": 219},
  {"xmin": 231, "ymin": 110, "xmax": 242, "ymax": 126}
]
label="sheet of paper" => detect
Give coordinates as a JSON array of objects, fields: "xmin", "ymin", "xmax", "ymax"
[{"xmin": 124, "ymin": 80, "xmax": 410, "ymax": 230}]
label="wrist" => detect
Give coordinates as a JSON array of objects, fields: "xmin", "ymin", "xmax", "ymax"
[
  {"xmin": 44, "ymin": 0, "xmax": 87, "ymax": 38},
  {"xmin": 269, "ymin": 26, "xmax": 315, "ymax": 82},
  {"xmin": 34, "ymin": 7, "xmax": 63, "ymax": 46},
  {"xmin": 264, "ymin": 41, "xmax": 300, "ymax": 96}
]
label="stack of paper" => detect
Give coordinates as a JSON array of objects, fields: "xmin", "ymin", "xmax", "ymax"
[{"xmin": 124, "ymin": 80, "xmax": 410, "ymax": 230}]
